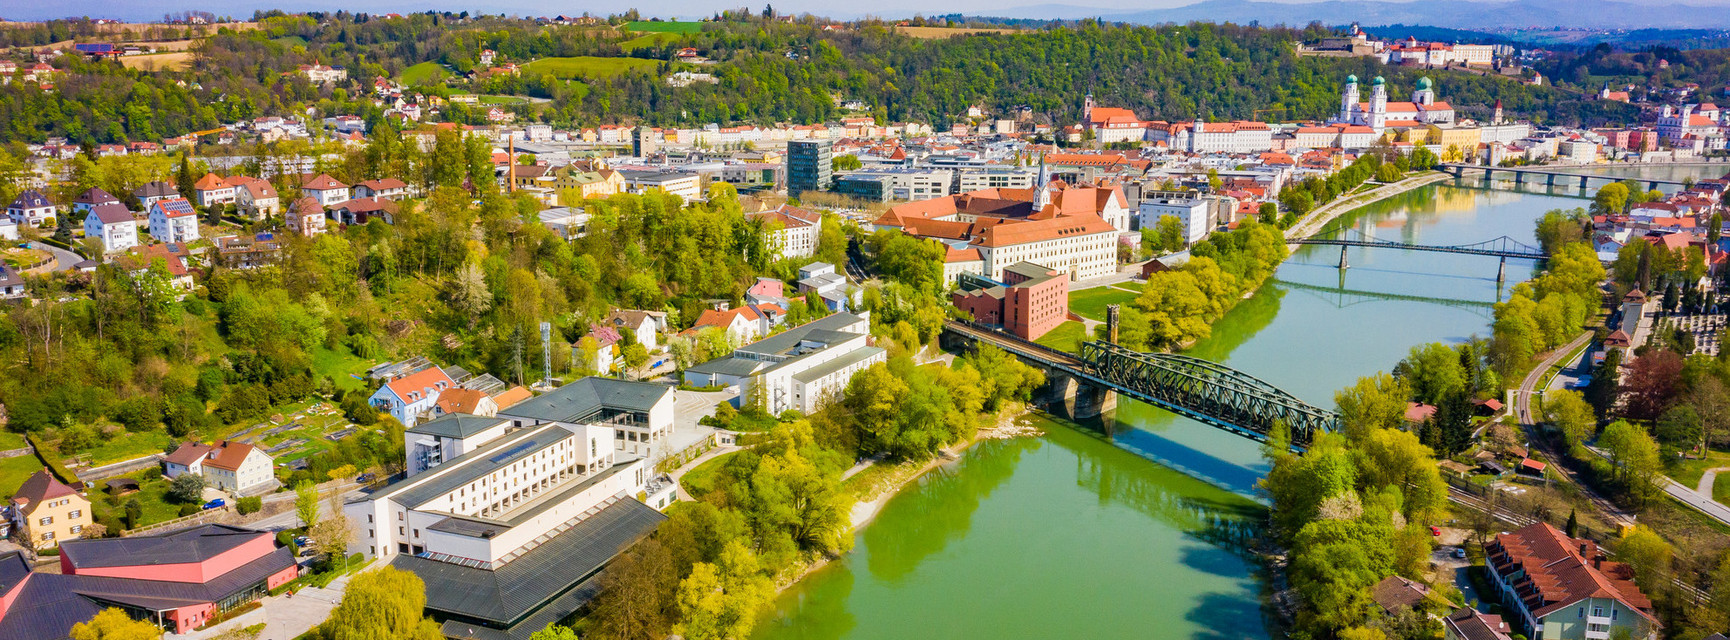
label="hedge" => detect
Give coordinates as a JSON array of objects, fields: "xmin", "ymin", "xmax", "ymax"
[{"xmin": 26, "ymin": 434, "xmax": 79, "ymax": 487}]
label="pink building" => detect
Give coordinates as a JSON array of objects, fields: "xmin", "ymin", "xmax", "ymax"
[{"xmin": 0, "ymin": 524, "xmax": 298, "ymax": 637}]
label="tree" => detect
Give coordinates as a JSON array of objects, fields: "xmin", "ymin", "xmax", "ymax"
[
  {"xmin": 71, "ymin": 608, "xmax": 161, "ymax": 640},
  {"xmin": 315, "ymin": 567, "xmax": 443, "ymax": 640},
  {"xmin": 310, "ymin": 492, "xmax": 355, "ymax": 570},
  {"xmin": 1655, "ymin": 404, "xmax": 1703, "ymax": 454},
  {"xmin": 1543, "ymin": 390, "xmax": 1597, "ymax": 449},
  {"xmin": 169, "ymin": 472, "xmax": 205, "ymax": 503},
  {"xmin": 621, "ymin": 343, "xmax": 650, "ymax": 380},
  {"xmin": 672, "ymin": 542, "xmax": 774, "ymax": 640},
  {"xmin": 123, "ymin": 499, "xmax": 143, "ymax": 530},
  {"xmin": 586, "ymin": 539, "xmax": 678, "ymax": 640},
  {"xmin": 1155, "ymin": 215, "xmax": 1186, "ymax": 251},
  {"xmin": 1585, "ymin": 349, "xmax": 1622, "ymax": 419},
  {"xmin": 1334, "ymin": 373, "xmax": 1410, "ymax": 442},
  {"xmin": 1258, "ymin": 202, "xmax": 1277, "ymax": 225},
  {"xmin": 1614, "ymin": 526, "xmax": 1673, "ymax": 599},
  {"xmin": 1565, "ymin": 509, "xmax": 1578, "ymax": 537},
  {"xmin": 1622, "ymin": 350, "xmax": 1683, "ymax": 420},
  {"xmin": 295, "ymin": 480, "xmax": 320, "ymax": 529},
  {"xmin": 1592, "ymin": 182, "xmax": 1629, "ymax": 215},
  {"xmin": 1598, "ymin": 420, "xmax": 1662, "ymax": 506},
  {"xmin": 528, "ymin": 626, "xmax": 580, "ymax": 640}
]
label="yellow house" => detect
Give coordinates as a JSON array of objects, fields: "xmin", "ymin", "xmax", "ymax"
[
  {"xmin": 10, "ymin": 469, "xmax": 91, "ymax": 549},
  {"xmin": 1427, "ymin": 125, "xmax": 1483, "ymax": 152},
  {"xmin": 554, "ymin": 168, "xmax": 625, "ymax": 205}
]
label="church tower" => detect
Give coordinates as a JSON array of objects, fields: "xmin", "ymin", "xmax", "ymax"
[
  {"xmin": 1492, "ymin": 99, "xmax": 1503, "ymax": 126},
  {"xmin": 1369, "ymin": 76, "xmax": 1388, "ymax": 129},
  {"xmin": 1083, "ymin": 92, "xmax": 1094, "ymax": 123},
  {"xmin": 1339, "ymin": 75, "xmax": 1359, "ymax": 123},
  {"xmin": 1412, "ymin": 76, "xmax": 1434, "ymax": 105}
]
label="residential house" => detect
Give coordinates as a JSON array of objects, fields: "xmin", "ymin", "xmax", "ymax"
[
  {"xmin": 0, "ymin": 525, "xmax": 299, "ymax": 637},
  {"xmin": 353, "ymin": 178, "xmax": 409, "ymax": 200},
  {"xmin": 0, "ymin": 266, "xmax": 25, "ymax": 299},
  {"xmin": 301, "ymin": 173, "xmax": 351, "ymax": 207},
  {"xmin": 433, "ymin": 388, "xmax": 499, "ymax": 418},
  {"xmin": 162, "ymin": 440, "xmax": 277, "ymax": 494},
  {"xmin": 1484, "ymin": 522, "xmax": 1660, "ymax": 640},
  {"xmin": 286, "ymin": 197, "xmax": 326, "ymax": 236},
  {"xmin": 9, "ymin": 470, "xmax": 90, "ymax": 549},
  {"xmin": 121, "ymin": 244, "xmax": 196, "ymax": 293},
  {"xmin": 552, "ymin": 167, "xmax": 624, "ymax": 203},
  {"xmin": 192, "ymin": 172, "xmax": 236, "ymax": 207},
  {"xmin": 214, "ymin": 233, "xmax": 283, "ymax": 270},
  {"xmin": 796, "ymin": 262, "xmax": 855, "ymax": 311},
  {"xmin": 329, "ymin": 197, "xmax": 398, "ymax": 225},
  {"xmin": 132, "ymin": 181, "xmax": 180, "ymax": 209},
  {"xmin": 71, "ymin": 187, "xmax": 120, "ymax": 215},
  {"xmin": 369, "ymin": 366, "xmax": 456, "ymax": 428},
  {"xmin": 1444, "ymin": 607, "xmax": 1515, "ymax": 640},
  {"xmin": 6, "ymin": 189, "xmax": 56, "ymax": 226},
  {"xmin": 688, "ymin": 304, "xmax": 782, "ymax": 345},
  {"xmin": 148, "ymin": 197, "xmax": 200, "ymax": 243},
  {"xmin": 604, "ymin": 309, "xmax": 665, "ymax": 351},
  {"xmin": 83, "ymin": 203, "xmax": 138, "ymax": 253},
  {"xmin": 228, "ymin": 176, "xmax": 280, "ymax": 219}
]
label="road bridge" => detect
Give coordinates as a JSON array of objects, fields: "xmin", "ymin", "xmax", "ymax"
[
  {"xmin": 1294, "ymin": 228, "xmax": 1546, "ymax": 280},
  {"xmin": 941, "ymin": 320, "xmax": 1339, "ymax": 449},
  {"xmin": 1439, "ymin": 163, "xmax": 1690, "ymax": 192},
  {"xmin": 1271, "ymin": 277, "xmax": 1497, "ymax": 312}
]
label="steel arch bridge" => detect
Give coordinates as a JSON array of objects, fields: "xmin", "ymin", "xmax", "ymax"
[
  {"xmin": 1294, "ymin": 228, "xmax": 1547, "ymax": 259},
  {"xmin": 942, "ymin": 321, "xmax": 1338, "ymax": 448},
  {"xmin": 1078, "ymin": 341, "xmax": 1340, "ymax": 447}
]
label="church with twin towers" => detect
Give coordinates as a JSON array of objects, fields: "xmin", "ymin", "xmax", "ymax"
[{"xmin": 1333, "ymin": 75, "xmax": 1457, "ymax": 132}]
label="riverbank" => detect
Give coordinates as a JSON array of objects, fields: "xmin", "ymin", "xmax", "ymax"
[
  {"xmin": 771, "ymin": 408, "xmax": 1039, "ymax": 591},
  {"xmin": 1284, "ymin": 170, "xmax": 1454, "ymax": 242}
]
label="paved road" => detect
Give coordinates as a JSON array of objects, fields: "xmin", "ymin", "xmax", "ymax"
[
  {"xmin": 32, "ymin": 242, "xmax": 83, "ymax": 273},
  {"xmin": 1582, "ymin": 446, "xmax": 1730, "ymax": 528},
  {"xmin": 1513, "ymin": 331, "xmax": 1593, "ymax": 425}
]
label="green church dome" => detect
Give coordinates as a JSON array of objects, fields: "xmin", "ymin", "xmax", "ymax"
[
  {"xmin": 1417, "ymin": 76, "xmax": 1432, "ymax": 90},
  {"xmin": 1347, "ymin": 74, "xmax": 1358, "ymax": 84},
  {"xmin": 1373, "ymin": 75, "xmax": 1386, "ymax": 85}
]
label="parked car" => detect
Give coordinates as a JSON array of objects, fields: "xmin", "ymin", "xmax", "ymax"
[
  {"xmin": 1429, "ymin": 525, "xmax": 1441, "ymax": 536},
  {"xmin": 356, "ymin": 473, "xmax": 375, "ymax": 484},
  {"xmin": 202, "ymin": 499, "xmax": 226, "ymax": 510},
  {"xmin": 1453, "ymin": 547, "xmax": 1468, "ymax": 559},
  {"xmin": 294, "ymin": 536, "xmax": 312, "ymax": 547}
]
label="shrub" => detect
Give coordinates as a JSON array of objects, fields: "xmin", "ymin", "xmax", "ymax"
[{"xmin": 237, "ymin": 496, "xmax": 263, "ymax": 515}]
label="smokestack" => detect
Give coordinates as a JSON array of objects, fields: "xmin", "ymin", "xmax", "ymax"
[
  {"xmin": 1106, "ymin": 303, "xmax": 1120, "ymax": 344},
  {"xmin": 508, "ymin": 136, "xmax": 517, "ymax": 193}
]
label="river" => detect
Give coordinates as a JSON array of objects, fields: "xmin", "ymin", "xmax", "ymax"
[{"xmin": 753, "ymin": 166, "xmax": 1725, "ymax": 640}]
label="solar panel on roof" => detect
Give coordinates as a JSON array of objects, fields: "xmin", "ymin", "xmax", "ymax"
[{"xmin": 488, "ymin": 440, "xmax": 539, "ymax": 464}]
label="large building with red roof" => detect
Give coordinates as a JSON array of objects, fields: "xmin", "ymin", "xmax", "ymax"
[
  {"xmin": 0, "ymin": 524, "xmax": 298, "ymax": 638},
  {"xmin": 952, "ymin": 261, "xmax": 1068, "ymax": 340},
  {"xmin": 875, "ymin": 180, "xmax": 1126, "ymax": 283},
  {"xmin": 1335, "ymin": 75, "xmax": 1456, "ymax": 132},
  {"xmin": 368, "ymin": 365, "xmax": 457, "ymax": 428},
  {"xmin": 1483, "ymin": 522, "xmax": 1659, "ymax": 640}
]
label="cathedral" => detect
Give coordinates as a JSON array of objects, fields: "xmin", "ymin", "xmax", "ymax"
[{"xmin": 1334, "ymin": 75, "xmax": 1456, "ymax": 132}]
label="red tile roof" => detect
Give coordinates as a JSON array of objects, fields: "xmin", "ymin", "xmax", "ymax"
[
  {"xmin": 385, "ymin": 367, "xmax": 454, "ymax": 403},
  {"xmin": 1486, "ymin": 522, "xmax": 1657, "ymax": 624},
  {"xmin": 203, "ymin": 441, "xmax": 256, "ymax": 471},
  {"xmin": 301, "ymin": 173, "xmax": 349, "ymax": 190},
  {"xmin": 11, "ymin": 469, "xmax": 76, "ymax": 507}
]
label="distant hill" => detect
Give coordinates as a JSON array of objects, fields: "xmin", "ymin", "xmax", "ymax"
[{"xmin": 999, "ymin": 0, "xmax": 1730, "ymax": 30}]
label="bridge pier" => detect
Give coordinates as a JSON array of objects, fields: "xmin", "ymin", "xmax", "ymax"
[
  {"xmin": 1045, "ymin": 371, "xmax": 1117, "ymax": 421},
  {"xmin": 1513, "ymin": 171, "xmax": 1525, "ymax": 185},
  {"xmin": 1338, "ymin": 245, "xmax": 1349, "ymax": 270},
  {"xmin": 1451, "ymin": 165, "xmax": 1464, "ymax": 179},
  {"xmin": 1580, "ymin": 175, "xmax": 1589, "ymax": 189},
  {"xmin": 1497, "ymin": 256, "xmax": 1506, "ymax": 282},
  {"xmin": 1648, "ymin": 181, "xmax": 1660, "ymax": 192},
  {"xmin": 1546, "ymin": 173, "xmax": 1556, "ymax": 187}
]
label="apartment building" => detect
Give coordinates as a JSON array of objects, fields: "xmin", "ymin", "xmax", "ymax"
[
  {"xmin": 1137, "ymin": 190, "xmax": 1218, "ymax": 244},
  {"xmin": 684, "ymin": 312, "xmax": 886, "ymax": 414},
  {"xmin": 497, "ymin": 377, "xmax": 676, "ymax": 461},
  {"xmin": 835, "ymin": 168, "xmax": 954, "ymax": 202},
  {"xmin": 1484, "ymin": 522, "xmax": 1659, "ymax": 640},
  {"xmin": 747, "ymin": 204, "xmax": 821, "ymax": 260}
]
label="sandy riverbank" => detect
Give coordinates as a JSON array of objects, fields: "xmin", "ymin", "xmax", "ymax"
[{"xmin": 772, "ymin": 409, "xmax": 1042, "ymax": 590}]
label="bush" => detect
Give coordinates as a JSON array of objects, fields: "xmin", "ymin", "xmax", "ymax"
[
  {"xmin": 37, "ymin": 547, "xmax": 58, "ymax": 556},
  {"xmin": 179, "ymin": 503, "xmax": 201, "ymax": 517},
  {"xmin": 237, "ymin": 496, "xmax": 263, "ymax": 515}
]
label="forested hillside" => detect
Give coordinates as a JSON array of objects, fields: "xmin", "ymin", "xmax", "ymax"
[{"xmin": 0, "ymin": 13, "xmax": 1637, "ymax": 145}]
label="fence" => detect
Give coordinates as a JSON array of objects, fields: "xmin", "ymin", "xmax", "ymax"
[{"xmin": 124, "ymin": 505, "xmax": 233, "ymax": 537}]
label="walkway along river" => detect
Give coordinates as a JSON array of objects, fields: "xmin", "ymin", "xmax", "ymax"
[{"xmin": 752, "ymin": 168, "xmax": 1727, "ymax": 640}]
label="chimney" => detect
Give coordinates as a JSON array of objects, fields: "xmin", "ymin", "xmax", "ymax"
[
  {"xmin": 508, "ymin": 137, "xmax": 517, "ymax": 193},
  {"xmin": 1106, "ymin": 303, "xmax": 1121, "ymax": 344}
]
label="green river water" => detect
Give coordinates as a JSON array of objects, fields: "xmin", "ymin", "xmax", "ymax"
[{"xmin": 754, "ymin": 166, "xmax": 1726, "ymax": 640}]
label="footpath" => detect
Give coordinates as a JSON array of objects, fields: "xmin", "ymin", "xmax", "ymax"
[{"xmin": 1284, "ymin": 171, "xmax": 1453, "ymax": 242}]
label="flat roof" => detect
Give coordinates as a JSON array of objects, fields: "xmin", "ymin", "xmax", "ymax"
[
  {"xmin": 371, "ymin": 424, "xmax": 577, "ymax": 510},
  {"xmin": 498, "ymin": 377, "xmax": 673, "ymax": 425},
  {"xmin": 398, "ymin": 499, "xmax": 665, "ymax": 629},
  {"xmin": 684, "ymin": 356, "xmax": 770, "ymax": 377},
  {"xmin": 792, "ymin": 346, "xmax": 884, "ymax": 384}
]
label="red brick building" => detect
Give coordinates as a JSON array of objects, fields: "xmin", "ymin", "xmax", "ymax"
[{"xmin": 952, "ymin": 261, "xmax": 1069, "ymax": 340}]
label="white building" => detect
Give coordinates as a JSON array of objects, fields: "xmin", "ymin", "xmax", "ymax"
[
  {"xmin": 147, "ymin": 198, "xmax": 200, "ymax": 243},
  {"xmin": 1335, "ymin": 76, "xmax": 1456, "ymax": 132},
  {"xmin": 1137, "ymin": 191, "xmax": 1216, "ymax": 245},
  {"xmin": 955, "ymin": 166, "xmax": 1038, "ymax": 193},
  {"xmin": 497, "ymin": 377, "xmax": 676, "ymax": 461},
  {"xmin": 161, "ymin": 440, "xmax": 276, "ymax": 494},
  {"xmin": 621, "ymin": 171, "xmax": 702, "ymax": 202},
  {"xmin": 301, "ymin": 173, "xmax": 352, "ymax": 207},
  {"xmin": 1152, "ymin": 120, "xmax": 1275, "ymax": 154},
  {"xmin": 6, "ymin": 190, "xmax": 56, "ymax": 226},
  {"xmin": 369, "ymin": 366, "xmax": 457, "ymax": 428},
  {"xmin": 835, "ymin": 168, "xmax": 954, "ymax": 202},
  {"xmin": 684, "ymin": 312, "xmax": 886, "ymax": 415},
  {"xmin": 83, "ymin": 203, "xmax": 138, "ymax": 254},
  {"xmin": 748, "ymin": 204, "xmax": 821, "ymax": 260}
]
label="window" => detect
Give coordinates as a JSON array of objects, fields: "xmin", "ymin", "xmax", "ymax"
[
  {"xmin": 40, "ymin": 532, "xmax": 53, "ymax": 541},
  {"xmin": 399, "ymin": 526, "xmax": 405, "ymax": 536},
  {"xmin": 68, "ymin": 510, "xmax": 80, "ymax": 519},
  {"xmin": 38, "ymin": 517, "xmax": 51, "ymax": 526}
]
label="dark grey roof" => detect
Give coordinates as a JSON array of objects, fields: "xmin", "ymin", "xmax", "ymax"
[
  {"xmin": 440, "ymin": 573, "xmax": 603, "ymax": 640},
  {"xmin": 497, "ymin": 377, "xmax": 672, "ymax": 424},
  {"xmin": 60, "ymin": 524, "xmax": 266, "ymax": 569},
  {"xmin": 74, "ymin": 188, "xmax": 119, "ymax": 205},
  {"xmin": 396, "ymin": 499, "xmax": 664, "ymax": 628},
  {"xmin": 410, "ymin": 414, "xmax": 510, "ymax": 439},
  {"xmin": 0, "ymin": 545, "xmax": 296, "ymax": 640},
  {"xmin": 684, "ymin": 356, "xmax": 770, "ymax": 377},
  {"xmin": 7, "ymin": 189, "xmax": 52, "ymax": 209},
  {"xmin": 791, "ymin": 346, "xmax": 884, "ymax": 384},
  {"xmin": 734, "ymin": 312, "xmax": 866, "ymax": 358},
  {"xmin": 132, "ymin": 181, "xmax": 179, "ymax": 198},
  {"xmin": 1003, "ymin": 261, "xmax": 1057, "ymax": 282},
  {"xmin": 371, "ymin": 424, "xmax": 578, "ymax": 509}
]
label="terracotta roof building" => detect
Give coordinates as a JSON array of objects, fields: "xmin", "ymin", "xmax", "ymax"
[{"xmin": 1483, "ymin": 522, "xmax": 1659, "ymax": 640}]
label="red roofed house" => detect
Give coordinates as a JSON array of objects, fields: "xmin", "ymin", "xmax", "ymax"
[
  {"xmin": 1484, "ymin": 522, "xmax": 1660, "ymax": 640},
  {"xmin": 368, "ymin": 366, "xmax": 456, "ymax": 428},
  {"xmin": 301, "ymin": 173, "xmax": 351, "ymax": 207},
  {"xmin": 434, "ymin": 387, "xmax": 498, "ymax": 418},
  {"xmin": 1404, "ymin": 402, "xmax": 1438, "ymax": 425},
  {"xmin": 163, "ymin": 440, "xmax": 276, "ymax": 493},
  {"xmin": 747, "ymin": 204, "xmax": 821, "ymax": 260},
  {"xmin": 687, "ymin": 305, "xmax": 781, "ymax": 344},
  {"xmin": 192, "ymin": 172, "xmax": 235, "ymax": 207},
  {"xmin": 9, "ymin": 469, "xmax": 90, "ymax": 549},
  {"xmin": 147, "ymin": 197, "xmax": 200, "ymax": 243},
  {"xmin": 951, "ymin": 261, "xmax": 1068, "ymax": 340},
  {"xmin": 353, "ymin": 178, "xmax": 410, "ymax": 200},
  {"xmin": 227, "ymin": 175, "xmax": 279, "ymax": 219},
  {"xmin": 286, "ymin": 196, "xmax": 327, "ymax": 236}
]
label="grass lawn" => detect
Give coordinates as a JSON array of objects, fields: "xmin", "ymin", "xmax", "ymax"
[
  {"xmin": 522, "ymin": 56, "xmax": 658, "ymax": 80},
  {"xmin": 1668, "ymin": 449, "xmax": 1730, "ymax": 493},
  {"xmin": 620, "ymin": 32, "xmax": 680, "ymax": 51},
  {"xmin": 311, "ymin": 345, "xmax": 373, "ymax": 392},
  {"xmin": 81, "ymin": 430, "xmax": 174, "ymax": 467},
  {"xmin": 1068, "ymin": 286, "xmax": 1140, "ymax": 321},
  {"xmin": 1035, "ymin": 321, "xmax": 1088, "ymax": 354},
  {"xmin": 679, "ymin": 450, "xmax": 740, "ymax": 498},
  {"xmin": 478, "ymin": 94, "xmax": 527, "ymax": 105},
  {"xmin": 0, "ymin": 455, "xmax": 46, "ymax": 497},
  {"xmin": 399, "ymin": 61, "xmax": 449, "ymax": 85},
  {"xmin": 624, "ymin": 20, "xmax": 702, "ymax": 34}
]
